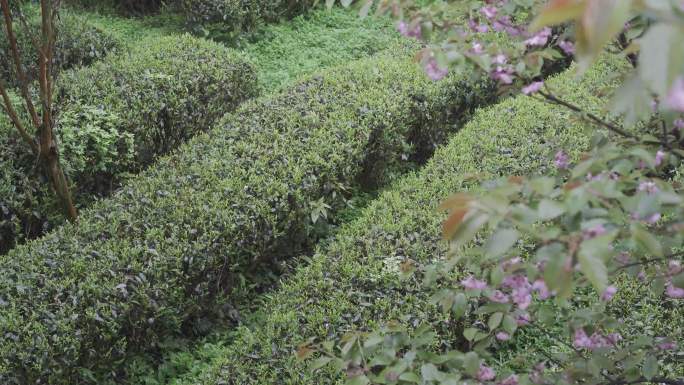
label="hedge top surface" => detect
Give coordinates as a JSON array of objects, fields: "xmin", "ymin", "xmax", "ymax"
[
  {"xmin": 0, "ymin": 33, "xmax": 257, "ymax": 254},
  {"xmin": 166, "ymin": 55, "xmax": 635, "ymax": 385},
  {"xmin": 0, "ymin": 50, "xmax": 495, "ymax": 384},
  {"xmin": 57, "ymin": 33, "xmax": 258, "ymax": 168}
]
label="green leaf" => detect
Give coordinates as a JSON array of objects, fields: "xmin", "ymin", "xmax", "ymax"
[
  {"xmin": 639, "ymin": 23, "xmax": 684, "ymax": 96},
  {"xmin": 578, "ymin": 234, "xmax": 614, "ymax": 291},
  {"xmin": 451, "ymin": 211, "xmax": 489, "ymax": 248},
  {"xmin": 399, "ymin": 372, "xmax": 421, "ymax": 383},
  {"xmin": 529, "ymin": 177, "xmax": 556, "ymax": 196},
  {"xmin": 631, "ymin": 224, "xmax": 663, "ymax": 257},
  {"xmin": 642, "ymin": 355, "xmax": 658, "ymax": 380},
  {"xmin": 488, "ymin": 312, "xmax": 503, "ymax": 330},
  {"xmin": 463, "ymin": 352, "xmax": 480, "ymax": 377},
  {"xmin": 529, "ymin": 0, "xmax": 585, "ymax": 31},
  {"xmin": 485, "ymin": 229, "xmax": 519, "ymax": 258},
  {"xmin": 538, "ymin": 199, "xmax": 565, "ymax": 220},
  {"xmin": 463, "ymin": 328, "xmax": 479, "ymax": 342},
  {"xmin": 453, "ymin": 293, "xmax": 467, "ymax": 319},
  {"xmin": 672, "ymin": 272, "xmax": 684, "ymax": 289},
  {"xmin": 421, "ymin": 364, "xmax": 443, "ymax": 381},
  {"xmin": 502, "ymin": 315, "xmax": 517, "ymax": 334},
  {"xmin": 610, "ymin": 75, "xmax": 653, "ymax": 127},
  {"xmin": 309, "ymin": 357, "xmax": 332, "ymax": 371}
]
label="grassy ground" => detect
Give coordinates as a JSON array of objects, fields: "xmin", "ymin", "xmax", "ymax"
[{"xmin": 70, "ymin": 5, "xmax": 404, "ymax": 94}]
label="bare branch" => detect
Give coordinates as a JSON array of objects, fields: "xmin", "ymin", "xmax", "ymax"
[
  {"xmin": 0, "ymin": 0, "xmax": 41, "ymax": 130},
  {"xmin": 0, "ymin": 79, "xmax": 37, "ymax": 152}
]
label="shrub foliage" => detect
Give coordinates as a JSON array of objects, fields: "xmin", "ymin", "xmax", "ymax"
[
  {"xmin": 0, "ymin": 34, "xmax": 257, "ymax": 253},
  {"xmin": 0, "ymin": 9, "xmax": 121, "ymax": 87},
  {"xmin": 0, "ymin": 52, "xmax": 495, "ymax": 384}
]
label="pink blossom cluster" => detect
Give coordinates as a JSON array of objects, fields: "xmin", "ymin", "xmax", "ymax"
[
  {"xmin": 396, "ymin": 20, "xmax": 421, "ymax": 38},
  {"xmin": 524, "ymin": 27, "xmax": 551, "ymax": 46},
  {"xmin": 573, "ymin": 328, "xmax": 622, "ymax": 350},
  {"xmin": 666, "ymin": 77, "xmax": 684, "ymax": 112}
]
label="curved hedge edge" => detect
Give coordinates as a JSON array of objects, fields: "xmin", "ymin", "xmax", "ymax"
[
  {"xmin": 0, "ymin": 49, "xmax": 497, "ymax": 384},
  {"xmin": 171, "ymin": 54, "xmax": 638, "ymax": 385}
]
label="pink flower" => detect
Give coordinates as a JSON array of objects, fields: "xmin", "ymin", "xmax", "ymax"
[
  {"xmin": 583, "ymin": 224, "xmax": 607, "ymax": 239},
  {"xmin": 512, "ymin": 288, "xmax": 532, "ymax": 309},
  {"xmin": 461, "ymin": 276, "xmax": 488, "ymax": 290},
  {"xmin": 522, "ymin": 81, "xmax": 544, "ymax": 95},
  {"xmin": 558, "ymin": 40, "xmax": 575, "ymax": 55},
  {"xmin": 489, "ymin": 290, "xmax": 510, "ymax": 303},
  {"xmin": 601, "ymin": 285, "xmax": 617, "ymax": 302},
  {"xmin": 424, "ymin": 59, "xmax": 448, "ymax": 81},
  {"xmin": 665, "ymin": 283, "xmax": 684, "ymax": 298},
  {"xmin": 477, "ymin": 364, "xmax": 496, "ymax": 381},
  {"xmin": 492, "ymin": 66, "xmax": 514, "ymax": 84},
  {"xmin": 590, "ymin": 333, "xmax": 610, "ymax": 349},
  {"xmin": 515, "ymin": 312, "xmax": 531, "ymax": 326},
  {"xmin": 573, "ymin": 328, "xmax": 592, "ymax": 349},
  {"xmin": 530, "ymin": 363, "xmax": 545, "ymax": 384},
  {"xmin": 532, "ymin": 279, "xmax": 550, "ymax": 299},
  {"xmin": 666, "ymin": 77, "xmax": 684, "ymax": 112},
  {"xmin": 503, "ymin": 274, "xmax": 530, "ymax": 290},
  {"xmin": 471, "ymin": 42, "xmax": 484, "ymax": 54},
  {"xmin": 481, "ymin": 5, "xmax": 498, "ymax": 19},
  {"xmin": 397, "ymin": 21, "xmax": 421, "ymax": 38},
  {"xmin": 656, "ymin": 339, "xmax": 677, "ymax": 350},
  {"xmin": 615, "ymin": 252, "xmax": 631, "ymax": 265},
  {"xmin": 502, "ymin": 257, "xmax": 522, "ymax": 270},
  {"xmin": 674, "ymin": 119, "xmax": 684, "ymax": 130},
  {"xmin": 655, "ymin": 150, "xmax": 666, "ymax": 166},
  {"xmin": 554, "ymin": 150, "xmax": 569, "ymax": 169},
  {"xmin": 468, "ymin": 19, "xmax": 489, "ymax": 33},
  {"xmin": 493, "ymin": 54, "xmax": 507, "ymax": 65},
  {"xmin": 496, "ymin": 331, "xmax": 511, "ymax": 341},
  {"xmin": 606, "ymin": 333, "xmax": 622, "ymax": 345},
  {"xmin": 651, "ymin": 99, "xmax": 659, "ymax": 112},
  {"xmin": 499, "ymin": 375, "xmax": 519, "ymax": 385},
  {"xmin": 524, "ymin": 27, "xmax": 552, "ymax": 46},
  {"xmin": 638, "ymin": 181, "xmax": 659, "ymax": 194},
  {"xmin": 646, "ymin": 212, "xmax": 661, "ymax": 225},
  {"xmin": 668, "ymin": 260, "xmax": 683, "ymax": 276}
]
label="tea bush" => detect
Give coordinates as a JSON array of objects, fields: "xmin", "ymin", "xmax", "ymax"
[
  {"xmin": 0, "ymin": 52, "xmax": 496, "ymax": 384},
  {"xmin": 180, "ymin": 0, "xmax": 317, "ymax": 38},
  {"xmin": 0, "ymin": 34, "xmax": 257, "ymax": 252},
  {"xmin": 0, "ymin": 9, "xmax": 121, "ymax": 86},
  {"xmin": 169, "ymin": 55, "xmax": 640, "ymax": 385}
]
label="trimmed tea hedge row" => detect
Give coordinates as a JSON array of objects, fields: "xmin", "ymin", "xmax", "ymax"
[
  {"xmin": 181, "ymin": 0, "xmax": 316, "ymax": 36},
  {"xmin": 0, "ymin": 51, "xmax": 496, "ymax": 383},
  {"xmin": 0, "ymin": 9, "xmax": 121, "ymax": 87},
  {"xmin": 65, "ymin": 0, "xmax": 166, "ymax": 15},
  {"xmin": 172, "ymin": 55, "xmax": 637, "ymax": 385},
  {"xmin": 0, "ymin": 34, "xmax": 256, "ymax": 253}
]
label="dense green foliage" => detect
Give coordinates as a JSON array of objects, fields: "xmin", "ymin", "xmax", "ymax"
[
  {"xmin": 180, "ymin": 0, "xmax": 317, "ymax": 39},
  {"xmin": 0, "ymin": 9, "xmax": 121, "ymax": 86},
  {"xmin": 239, "ymin": 8, "xmax": 406, "ymax": 92},
  {"xmin": 0, "ymin": 34, "xmax": 256, "ymax": 253},
  {"xmin": 65, "ymin": 0, "xmax": 167, "ymax": 15},
  {"xmin": 162, "ymin": 55, "xmax": 653, "ymax": 385},
  {"xmin": 0, "ymin": 51, "xmax": 495, "ymax": 384}
]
